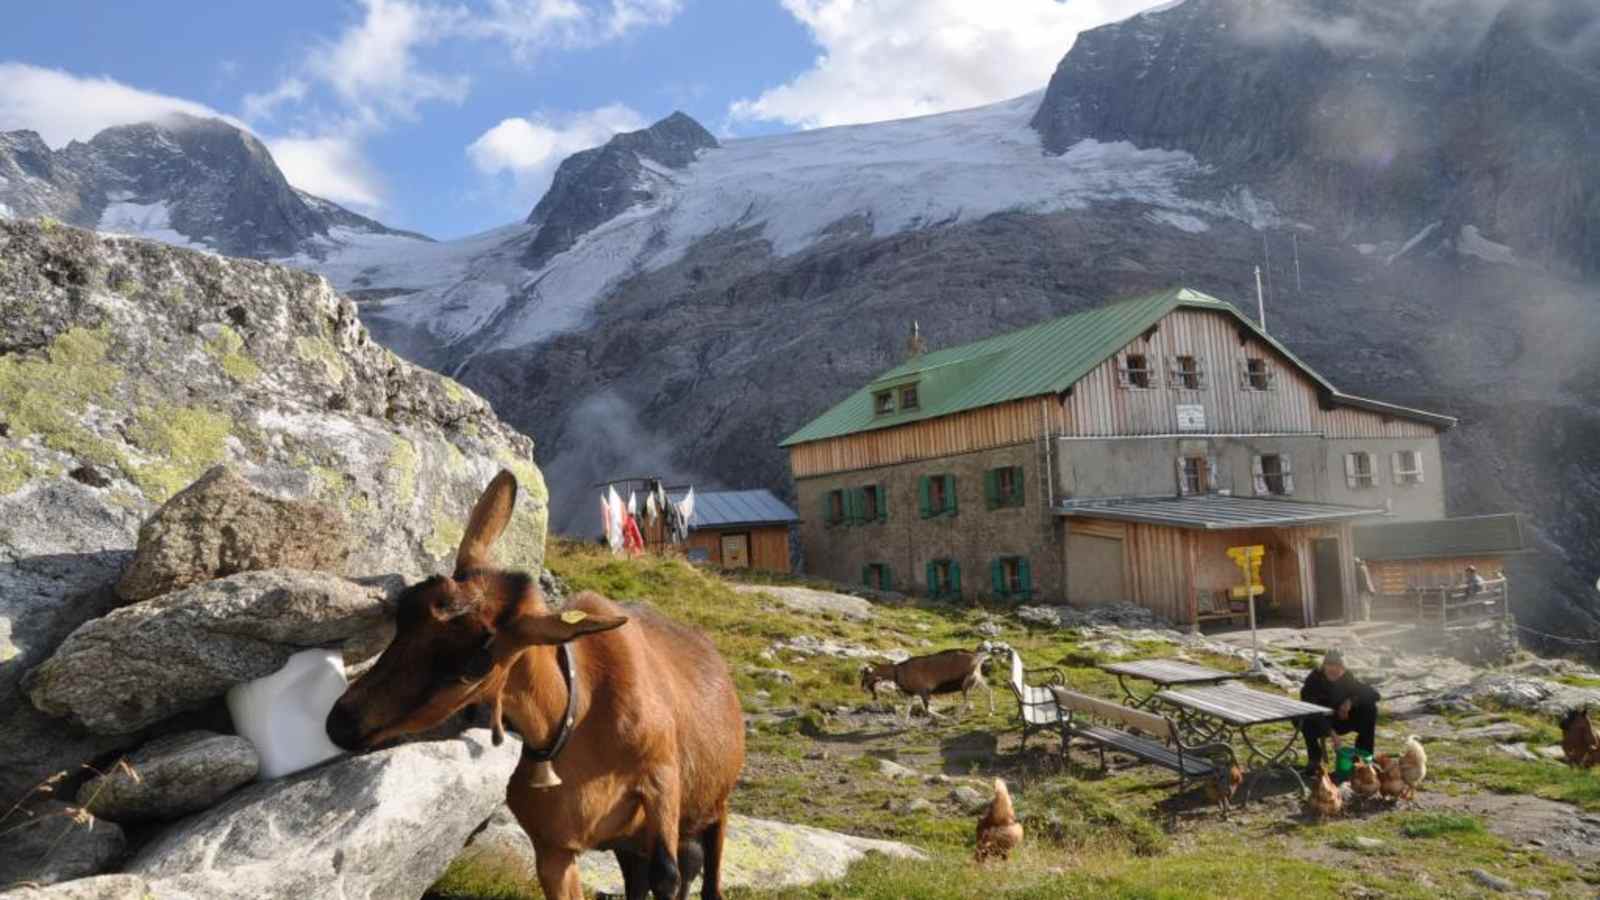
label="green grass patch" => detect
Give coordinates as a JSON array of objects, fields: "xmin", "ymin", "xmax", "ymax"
[
  {"xmin": 1439, "ymin": 745, "xmax": 1600, "ymax": 810},
  {"xmin": 427, "ymin": 852, "xmax": 538, "ymax": 900},
  {"xmin": 1398, "ymin": 811, "xmax": 1484, "ymax": 839}
]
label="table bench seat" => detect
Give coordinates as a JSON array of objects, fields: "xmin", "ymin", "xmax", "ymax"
[{"xmin": 1074, "ymin": 725, "xmax": 1217, "ymax": 778}]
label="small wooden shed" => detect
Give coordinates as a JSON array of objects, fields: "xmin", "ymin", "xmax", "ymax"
[
  {"xmin": 675, "ymin": 490, "xmax": 798, "ymax": 573},
  {"xmin": 1353, "ymin": 513, "xmax": 1528, "ymax": 597}
]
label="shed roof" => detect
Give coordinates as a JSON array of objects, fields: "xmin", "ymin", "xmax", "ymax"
[
  {"xmin": 669, "ymin": 489, "xmax": 799, "ymax": 529},
  {"xmin": 1057, "ymin": 495, "xmax": 1388, "ymax": 530},
  {"xmin": 1353, "ymin": 514, "xmax": 1528, "ymax": 562},
  {"xmin": 781, "ymin": 286, "xmax": 1455, "ymax": 447}
]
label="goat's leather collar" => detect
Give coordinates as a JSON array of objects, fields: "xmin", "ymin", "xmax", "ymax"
[{"xmin": 520, "ymin": 642, "xmax": 578, "ymax": 765}]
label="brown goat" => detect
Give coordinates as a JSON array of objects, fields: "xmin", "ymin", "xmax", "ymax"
[
  {"xmin": 860, "ymin": 648, "xmax": 992, "ymax": 721},
  {"xmin": 326, "ymin": 471, "xmax": 745, "ymax": 900},
  {"xmin": 1560, "ymin": 707, "xmax": 1600, "ymax": 768}
]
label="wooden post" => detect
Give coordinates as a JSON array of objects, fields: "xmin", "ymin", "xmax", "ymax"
[{"xmin": 1184, "ymin": 531, "xmax": 1199, "ymax": 634}]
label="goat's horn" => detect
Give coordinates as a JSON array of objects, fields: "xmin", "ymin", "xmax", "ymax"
[{"xmin": 527, "ymin": 760, "xmax": 562, "ymax": 789}]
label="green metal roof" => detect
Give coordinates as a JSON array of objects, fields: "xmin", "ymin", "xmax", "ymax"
[
  {"xmin": 781, "ymin": 286, "xmax": 1455, "ymax": 447},
  {"xmin": 1353, "ymin": 514, "xmax": 1528, "ymax": 562}
]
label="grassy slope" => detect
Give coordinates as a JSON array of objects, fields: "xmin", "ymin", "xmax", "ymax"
[{"xmin": 433, "ymin": 541, "xmax": 1599, "ymax": 899}]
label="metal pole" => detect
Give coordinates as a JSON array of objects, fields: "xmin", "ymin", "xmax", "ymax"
[
  {"xmin": 1248, "ymin": 591, "xmax": 1263, "ymax": 674},
  {"xmin": 1254, "ymin": 265, "xmax": 1267, "ymax": 333}
]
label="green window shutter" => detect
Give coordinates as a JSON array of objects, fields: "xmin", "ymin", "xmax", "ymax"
[
  {"xmin": 1012, "ymin": 467, "xmax": 1025, "ymax": 507},
  {"xmin": 849, "ymin": 488, "xmax": 864, "ymax": 525},
  {"xmin": 823, "ymin": 492, "xmax": 836, "ymax": 526},
  {"xmin": 882, "ymin": 565, "xmax": 893, "ymax": 590},
  {"xmin": 944, "ymin": 475, "xmax": 958, "ymax": 516},
  {"xmin": 875, "ymin": 484, "xmax": 888, "ymax": 523},
  {"xmin": 925, "ymin": 560, "xmax": 936, "ymax": 596},
  {"xmin": 1018, "ymin": 558, "xmax": 1033, "ymax": 600},
  {"xmin": 951, "ymin": 561, "xmax": 962, "ymax": 597},
  {"xmin": 918, "ymin": 476, "xmax": 932, "ymax": 518},
  {"xmin": 861, "ymin": 565, "xmax": 872, "ymax": 587},
  {"xmin": 991, "ymin": 559, "xmax": 1005, "ymax": 597},
  {"xmin": 984, "ymin": 469, "xmax": 1000, "ymax": 509}
]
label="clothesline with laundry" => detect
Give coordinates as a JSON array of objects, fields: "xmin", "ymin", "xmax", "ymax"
[{"xmin": 599, "ymin": 478, "xmax": 696, "ymax": 557}]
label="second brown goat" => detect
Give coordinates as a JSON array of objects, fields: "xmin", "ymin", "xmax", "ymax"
[{"xmin": 861, "ymin": 648, "xmax": 993, "ymax": 721}]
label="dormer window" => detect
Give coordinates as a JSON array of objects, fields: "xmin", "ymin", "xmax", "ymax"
[
  {"xmin": 899, "ymin": 384, "xmax": 920, "ymax": 411},
  {"xmin": 1170, "ymin": 355, "xmax": 1205, "ymax": 390},
  {"xmin": 1243, "ymin": 357, "xmax": 1272, "ymax": 391},
  {"xmin": 874, "ymin": 391, "xmax": 895, "ymax": 415}
]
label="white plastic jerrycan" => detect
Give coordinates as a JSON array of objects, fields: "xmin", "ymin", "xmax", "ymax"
[{"xmin": 226, "ymin": 648, "xmax": 349, "ymax": 780}]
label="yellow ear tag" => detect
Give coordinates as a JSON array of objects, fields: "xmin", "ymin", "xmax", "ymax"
[{"xmin": 560, "ymin": 610, "xmax": 588, "ymax": 625}]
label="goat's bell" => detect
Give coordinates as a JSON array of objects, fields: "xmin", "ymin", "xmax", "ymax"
[{"xmin": 528, "ymin": 760, "xmax": 562, "ymax": 789}]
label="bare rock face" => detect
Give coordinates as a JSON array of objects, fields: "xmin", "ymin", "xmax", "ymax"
[
  {"xmin": 25, "ymin": 569, "xmax": 385, "ymax": 734},
  {"xmin": 116, "ymin": 466, "xmax": 351, "ymax": 602},
  {"xmin": 76, "ymin": 731, "xmax": 259, "ymax": 823},
  {"xmin": 0, "ymin": 874, "xmax": 150, "ymax": 899},
  {"xmin": 126, "ymin": 729, "xmax": 519, "ymax": 900},
  {"xmin": 0, "ymin": 218, "xmax": 547, "ymax": 802},
  {"xmin": 0, "ymin": 801, "xmax": 125, "ymax": 888}
]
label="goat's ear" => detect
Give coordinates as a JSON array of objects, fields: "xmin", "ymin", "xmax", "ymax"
[
  {"xmin": 492, "ymin": 609, "xmax": 628, "ymax": 656},
  {"xmin": 456, "ymin": 470, "xmax": 518, "ymax": 577}
]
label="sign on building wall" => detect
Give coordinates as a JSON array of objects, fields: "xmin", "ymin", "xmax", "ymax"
[{"xmin": 1176, "ymin": 404, "xmax": 1206, "ymax": 432}]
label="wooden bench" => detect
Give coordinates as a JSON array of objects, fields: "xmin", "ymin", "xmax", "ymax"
[
  {"xmin": 1049, "ymin": 686, "xmax": 1237, "ymax": 798},
  {"xmin": 1194, "ymin": 589, "xmax": 1247, "ymax": 626},
  {"xmin": 1006, "ymin": 650, "xmax": 1068, "ymax": 754}
]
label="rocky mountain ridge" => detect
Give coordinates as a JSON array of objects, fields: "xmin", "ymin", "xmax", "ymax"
[{"xmin": 0, "ymin": 114, "xmax": 428, "ymax": 259}]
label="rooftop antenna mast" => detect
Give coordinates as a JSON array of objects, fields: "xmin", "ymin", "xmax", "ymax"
[
  {"xmin": 1255, "ymin": 265, "xmax": 1267, "ymax": 334},
  {"xmin": 1292, "ymin": 232, "xmax": 1303, "ymax": 294}
]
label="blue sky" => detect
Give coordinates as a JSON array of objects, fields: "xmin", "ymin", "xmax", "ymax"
[{"xmin": 0, "ymin": 0, "xmax": 1164, "ymax": 238}]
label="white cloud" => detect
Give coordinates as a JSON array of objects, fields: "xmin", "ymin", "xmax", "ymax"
[
  {"xmin": 470, "ymin": 0, "xmax": 685, "ymax": 57},
  {"xmin": 308, "ymin": 0, "xmax": 470, "ymax": 125},
  {"xmin": 729, "ymin": 0, "xmax": 1172, "ymax": 130},
  {"xmin": 266, "ymin": 134, "xmax": 386, "ymax": 210},
  {"xmin": 242, "ymin": 78, "xmax": 310, "ymax": 122},
  {"xmin": 467, "ymin": 103, "xmax": 647, "ymax": 198},
  {"xmin": 0, "ymin": 63, "xmax": 235, "ymax": 147}
]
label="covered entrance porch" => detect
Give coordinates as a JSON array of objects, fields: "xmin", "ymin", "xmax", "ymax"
[{"xmin": 1057, "ymin": 495, "xmax": 1386, "ymax": 631}]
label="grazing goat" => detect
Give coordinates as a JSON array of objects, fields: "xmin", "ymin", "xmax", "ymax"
[
  {"xmin": 1560, "ymin": 707, "xmax": 1600, "ymax": 768},
  {"xmin": 326, "ymin": 472, "xmax": 745, "ymax": 900},
  {"xmin": 860, "ymin": 648, "xmax": 992, "ymax": 721}
]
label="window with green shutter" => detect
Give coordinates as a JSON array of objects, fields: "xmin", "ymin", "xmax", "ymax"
[
  {"xmin": 863, "ymin": 563, "xmax": 893, "ymax": 591},
  {"xmin": 925, "ymin": 558, "xmax": 961, "ymax": 599},
  {"xmin": 984, "ymin": 466, "xmax": 1025, "ymax": 509},
  {"xmin": 874, "ymin": 484, "xmax": 888, "ymax": 523},
  {"xmin": 991, "ymin": 556, "xmax": 1034, "ymax": 601},
  {"xmin": 824, "ymin": 490, "xmax": 845, "ymax": 526},
  {"xmin": 856, "ymin": 484, "xmax": 886, "ymax": 523},
  {"xmin": 919, "ymin": 474, "xmax": 957, "ymax": 517}
]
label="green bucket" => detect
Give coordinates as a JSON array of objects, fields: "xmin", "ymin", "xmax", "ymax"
[{"xmin": 1332, "ymin": 746, "xmax": 1372, "ymax": 783}]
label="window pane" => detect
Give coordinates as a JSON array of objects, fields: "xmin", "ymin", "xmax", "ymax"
[{"xmin": 900, "ymin": 385, "xmax": 919, "ymax": 410}]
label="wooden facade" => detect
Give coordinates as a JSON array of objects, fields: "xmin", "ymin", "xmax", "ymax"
[
  {"xmin": 789, "ymin": 308, "xmax": 1435, "ymax": 480},
  {"xmin": 685, "ymin": 525, "xmax": 792, "ymax": 573},
  {"xmin": 1367, "ymin": 556, "xmax": 1507, "ymax": 595}
]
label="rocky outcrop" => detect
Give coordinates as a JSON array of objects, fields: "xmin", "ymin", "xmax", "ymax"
[
  {"xmin": 25, "ymin": 569, "xmax": 386, "ymax": 733},
  {"xmin": 126, "ymin": 730, "xmax": 519, "ymax": 900},
  {"xmin": 76, "ymin": 731, "xmax": 259, "ymax": 822},
  {"xmin": 0, "ymin": 115, "xmax": 428, "ymax": 259},
  {"xmin": 459, "ymin": 808, "xmax": 926, "ymax": 896},
  {"xmin": 0, "ymin": 801, "xmax": 124, "ymax": 888},
  {"xmin": 522, "ymin": 111, "xmax": 716, "ymax": 270},
  {"xmin": 0, "ymin": 875, "xmax": 150, "ymax": 900},
  {"xmin": 115, "ymin": 466, "xmax": 352, "ymax": 602},
  {"xmin": 0, "ymin": 218, "xmax": 547, "ymax": 802}
]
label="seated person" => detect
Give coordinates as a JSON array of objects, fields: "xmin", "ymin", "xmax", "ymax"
[{"xmin": 1300, "ymin": 649, "xmax": 1380, "ymax": 774}]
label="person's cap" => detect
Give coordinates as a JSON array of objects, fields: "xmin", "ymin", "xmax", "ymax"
[
  {"xmin": 1466, "ymin": 565, "xmax": 1477, "ymax": 571},
  {"xmin": 1323, "ymin": 649, "xmax": 1345, "ymax": 667}
]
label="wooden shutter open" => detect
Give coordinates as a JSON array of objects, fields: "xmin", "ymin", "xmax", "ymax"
[
  {"xmin": 1251, "ymin": 455, "xmax": 1268, "ymax": 495},
  {"xmin": 875, "ymin": 484, "xmax": 888, "ymax": 522},
  {"xmin": 984, "ymin": 468, "xmax": 1000, "ymax": 509},
  {"xmin": 1344, "ymin": 453, "xmax": 1358, "ymax": 489},
  {"xmin": 944, "ymin": 475, "xmax": 958, "ymax": 515},
  {"xmin": 1281, "ymin": 455, "xmax": 1294, "ymax": 494},
  {"xmin": 918, "ymin": 476, "xmax": 932, "ymax": 518}
]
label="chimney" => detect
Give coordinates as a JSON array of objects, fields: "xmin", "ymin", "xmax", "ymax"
[{"xmin": 905, "ymin": 320, "xmax": 927, "ymax": 360}]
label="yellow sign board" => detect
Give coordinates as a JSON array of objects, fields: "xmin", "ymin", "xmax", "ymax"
[{"xmin": 1226, "ymin": 545, "xmax": 1265, "ymax": 604}]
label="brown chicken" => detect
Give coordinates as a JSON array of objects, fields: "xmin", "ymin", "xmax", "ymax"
[
  {"xmin": 1204, "ymin": 764, "xmax": 1245, "ymax": 816},
  {"xmin": 1349, "ymin": 757, "xmax": 1381, "ymax": 808},
  {"xmin": 1375, "ymin": 753, "xmax": 1406, "ymax": 804},
  {"xmin": 1306, "ymin": 764, "xmax": 1343, "ymax": 822},
  {"xmin": 975, "ymin": 778, "xmax": 1024, "ymax": 862},
  {"xmin": 1399, "ymin": 735, "xmax": 1428, "ymax": 803}
]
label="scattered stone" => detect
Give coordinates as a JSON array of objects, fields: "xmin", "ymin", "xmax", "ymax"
[
  {"xmin": 949, "ymin": 785, "xmax": 988, "ymax": 813},
  {"xmin": 76, "ymin": 731, "xmax": 259, "ymax": 822},
  {"xmin": 1458, "ymin": 723, "xmax": 1526, "ymax": 741},
  {"xmin": 66, "ymin": 465, "xmax": 113, "ymax": 488},
  {"xmin": 25, "ymin": 569, "xmax": 387, "ymax": 734},
  {"xmin": 735, "ymin": 584, "xmax": 877, "ymax": 621},
  {"xmin": 116, "ymin": 466, "xmax": 353, "ymax": 602},
  {"xmin": 1495, "ymin": 742, "xmax": 1542, "ymax": 762},
  {"xmin": 745, "ymin": 666, "xmax": 794, "ymax": 684},
  {"xmin": 804, "ymin": 749, "xmax": 831, "ymax": 761},
  {"xmin": 773, "ymin": 634, "xmax": 906, "ymax": 661},
  {"xmin": 975, "ymin": 621, "xmax": 1003, "ymax": 637},
  {"xmin": 1353, "ymin": 836, "xmax": 1385, "ymax": 850},
  {"xmin": 0, "ymin": 874, "xmax": 151, "ymax": 899},
  {"xmin": 0, "ymin": 800, "xmax": 126, "ymax": 886},
  {"xmin": 126, "ymin": 729, "xmax": 518, "ymax": 900},
  {"xmin": 1467, "ymin": 868, "xmax": 1515, "ymax": 892},
  {"xmin": 876, "ymin": 758, "xmax": 919, "ymax": 780},
  {"xmin": 884, "ymin": 797, "xmax": 936, "ymax": 816}
]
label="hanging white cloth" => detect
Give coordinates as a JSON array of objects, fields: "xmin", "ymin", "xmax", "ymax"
[{"xmin": 606, "ymin": 486, "xmax": 625, "ymax": 555}]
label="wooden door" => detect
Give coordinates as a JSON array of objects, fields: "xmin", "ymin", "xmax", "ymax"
[
  {"xmin": 1312, "ymin": 538, "xmax": 1346, "ymax": 623},
  {"xmin": 721, "ymin": 533, "xmax": 751, "ymax": 570},
  {"xmin": 1067, "ymin": 533, "xmax": 1126, "ymax": 607}
]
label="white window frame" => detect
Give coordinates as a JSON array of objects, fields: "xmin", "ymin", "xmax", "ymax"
[
  {"xmin": 873, "ymin": 391, "xmax": 895, "ymax": 416},
  {"xmin": 1169, "ymin": 354, "xmax": 1206, "ymax": 391},
  {"xmin": 1392, "ymin": 449, "xmax": 1425, "ymax": 486},
  {"xmin": 1117, "ymin": 352, "xmax": 1157, "ymax": 390},
  {"xmin": 1241, "ymin": 357, "xmax": 1275, "ymax": 391},
  {"xmin": 1252, "ymin": 453, "xmax": 1294, "ymax": 496},
  {"xmin": 1345, "ymin": 451, "xmax": 1376, "ymax": 489}
]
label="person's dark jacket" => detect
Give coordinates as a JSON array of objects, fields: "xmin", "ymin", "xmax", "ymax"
[{"xmin": 1300, "ymin": 666, "xmax": 1380, "ymax": 710}]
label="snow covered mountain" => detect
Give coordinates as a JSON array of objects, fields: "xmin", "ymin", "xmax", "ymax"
[{"xmin": 0, "ymin": 114, "xmax": 428, "ymax": 258}]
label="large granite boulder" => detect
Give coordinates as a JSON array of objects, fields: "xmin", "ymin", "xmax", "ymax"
[
  {"xmin": 0, "ymin": 220, "xmax": 547, "ymax": 802},
  {"xmin": 458, "ymin": 808, "xmax": 926, "ymax": 896},
  {"xmin": 76, "ymin": 731, "xmax": 259, "ymax": 823},
  {"xmin": 126, "ymin": 730, "xmax": 519, "ymax": 900},
  {"xmin": 0, "ymin": 875, "xmax": 149, "ymax": 900},
  {"xmin": 116, "ymin": 466, "xmax": 351, "ymax": 602},
  {"xmin": 24, "ymin": 569, "xmax": 385, "ymax": 734},
  {"xmin": 0, "ymin": 801, "xmax": 124, "ymax": 888}
]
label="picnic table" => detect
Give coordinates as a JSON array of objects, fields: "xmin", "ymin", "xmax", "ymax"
[
  {"xmin": 1099, "ymin": 659, "xmax": 1240, "ymax": 709},
  {"xmin": 1155, "ymin": 683, "xmax": 1331, "ymax": 797}
]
